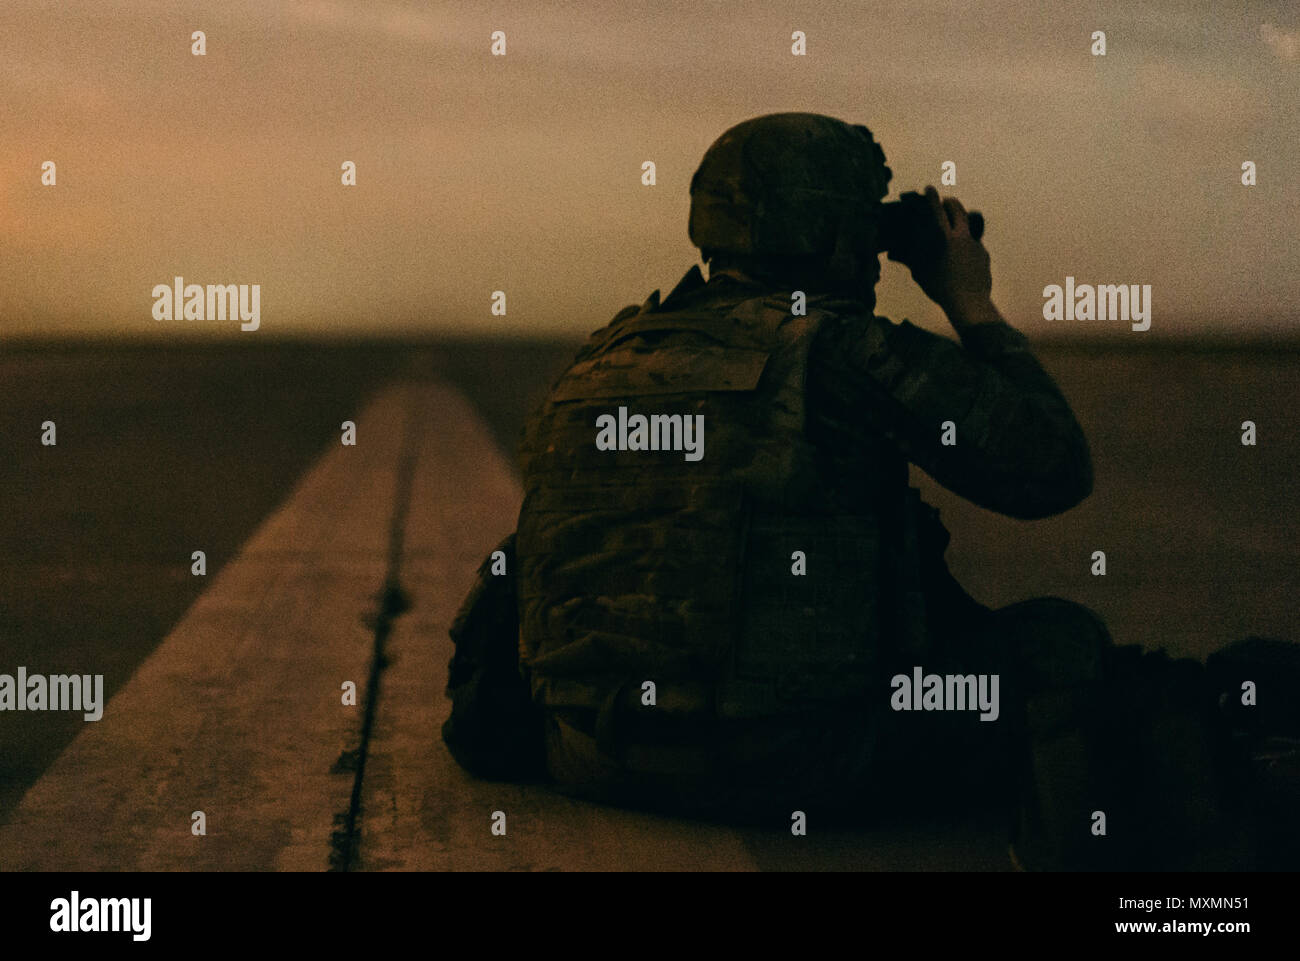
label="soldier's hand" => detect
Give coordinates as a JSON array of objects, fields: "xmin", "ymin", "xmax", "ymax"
[{"xmin": 898, "ymin": 186, "xmax": 995, "ymax": 324}]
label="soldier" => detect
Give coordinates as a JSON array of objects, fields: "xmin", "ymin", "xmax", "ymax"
[{"xmin": 444, "ymin": 113, "xmax": 1296, "ymax": 871}]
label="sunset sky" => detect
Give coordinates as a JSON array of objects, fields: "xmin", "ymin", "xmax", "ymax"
[{"xmin": 3, "ymin": 0, "xmax": 1297, "ymax": 339}]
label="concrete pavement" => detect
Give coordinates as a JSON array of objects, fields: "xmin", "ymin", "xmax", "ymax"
[{"xmin": 0, "ymin": 384, "xmax": 408, "ymax": 870}]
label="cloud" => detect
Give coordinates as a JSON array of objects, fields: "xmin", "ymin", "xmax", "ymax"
[{"xmin": 1261, "ymin": 22, "xmax": 1299, "ymax": 62}]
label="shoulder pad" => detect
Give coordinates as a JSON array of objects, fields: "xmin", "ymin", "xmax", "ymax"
[{"xmin": 573, "ymin": 303, "xmax": 642, "ymax": 361}]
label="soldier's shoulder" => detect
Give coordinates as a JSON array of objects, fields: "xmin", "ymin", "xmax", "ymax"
[
  {"xmin": 806, "ymin": 309, "xmax": 916, "ymax": 379},
  {"xmin": 570, "ymin": 298, "xmax": 649, "ymax": 363}
]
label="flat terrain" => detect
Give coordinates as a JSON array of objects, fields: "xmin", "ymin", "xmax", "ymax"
[{"xmin": 0, "ymin": 337, "xmax": 1295, "ymax": 868}]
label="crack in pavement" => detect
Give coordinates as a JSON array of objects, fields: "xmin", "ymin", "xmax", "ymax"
[{"xmin": 328, "ymin": 384, "xmax": 421, "ymax": 872}]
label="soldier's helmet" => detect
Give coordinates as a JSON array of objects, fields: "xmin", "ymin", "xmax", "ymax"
[{"xmin": 688, "ymin": 112, "xmax": 892, "ymax": 260}]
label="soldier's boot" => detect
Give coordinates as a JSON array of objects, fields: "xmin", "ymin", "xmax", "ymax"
[
  {"xmin": 1206, "ymin": 637, "xmax": 1300, "ymax": 870},
  {"xmin": 1115, "ymin": 648, "xmax": 1247, "ymax": 870},
  {"xmin": 996, "ymin": 593, "xmax": 1223, "ymax": 871},
  {"xmin": 1014, "ymin": 637, "xmax": 1300, "ymax": 871},
  {"xmin": 1009, "ymin": 679, "xmax": 1200, "ymax": 872}
]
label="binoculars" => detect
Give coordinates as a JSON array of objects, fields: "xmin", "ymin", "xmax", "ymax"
[{"xmin": 877, "ymin": 191, "xmax": 985, "ymax": 262}]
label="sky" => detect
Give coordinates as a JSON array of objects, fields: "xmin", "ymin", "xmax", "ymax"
[{"xmin": 2, "ymin": 0, "xmax": 1298, "ymax": 340}]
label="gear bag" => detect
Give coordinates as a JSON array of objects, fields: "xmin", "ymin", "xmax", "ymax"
[{"xmin": 441, "ymin": 533, "xmax": 546, "ymax": 781}]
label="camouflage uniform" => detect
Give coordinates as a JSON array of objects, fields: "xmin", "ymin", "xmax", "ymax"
[
  {"xmin": 515, "ymin": 263, "xmax": 1120, "ymax": 842},
  {"xmin": 448, "ymin": 114, "xmax": 1282, "ymax": 870}
]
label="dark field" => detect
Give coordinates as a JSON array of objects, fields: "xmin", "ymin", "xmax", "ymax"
[{"xmin": 0, "ymin": 337, "xmax": 1297, "ymax": 827}]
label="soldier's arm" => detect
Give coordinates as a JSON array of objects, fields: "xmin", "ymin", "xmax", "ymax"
[
  {"xmin": 822, "ymin": 306, "xmax": 1093, "ymax": 520},
  {"xmin": 832, "ymin": 185, "xmax": 1093, "ymax": 519}
]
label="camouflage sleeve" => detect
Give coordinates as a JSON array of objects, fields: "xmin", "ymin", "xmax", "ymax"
[{"xmin": 813, "ymin": 314, "xmax": 1093, "ymax": 519}]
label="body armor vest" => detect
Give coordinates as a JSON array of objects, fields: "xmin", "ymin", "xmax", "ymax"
[{"xmin": 517, "ymin": 276, "xmax": 917, "ymax": 723}]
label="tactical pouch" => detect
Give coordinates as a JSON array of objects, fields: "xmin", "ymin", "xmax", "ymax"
[{"xmin": 442, "ymin": 533, "xmax": 547, "ymax": 781}]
